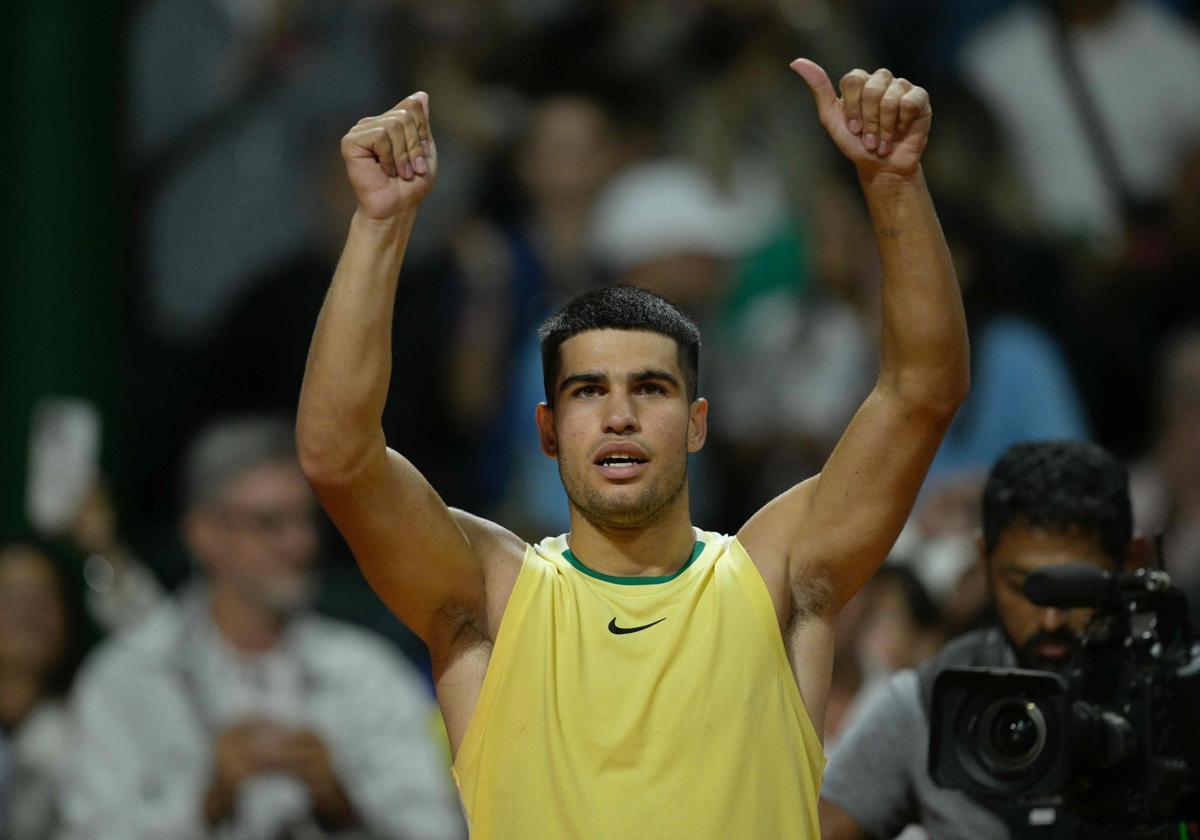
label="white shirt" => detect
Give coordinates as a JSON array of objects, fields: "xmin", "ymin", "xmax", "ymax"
[
  {"xmin": 57, "ymin": 586, "xmax": 464, "ymax": 840},
  {"xmin": 959, "ymin": 1, "xmax": 1200, "ymax": 247}
]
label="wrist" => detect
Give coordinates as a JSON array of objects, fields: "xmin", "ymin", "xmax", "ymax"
[
  {"xmin": 351, "ymin": 208, "xmax": 418, "ymax": 241},
  {"xmin": 202, "ymin": 775, "xmax": 237, "ymax": 826},
  {"xmin": 856, "ymin": 165, "xmax": 924, "ymax": 194}
]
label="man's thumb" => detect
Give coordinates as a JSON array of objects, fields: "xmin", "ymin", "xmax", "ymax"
[{"xmin": 790, "ymin": 58, "xmax": 836, "ymax": 113}]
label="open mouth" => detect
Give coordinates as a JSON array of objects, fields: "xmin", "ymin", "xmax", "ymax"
[
  {"xmin": 596, "ymin": 454, "xmax": 648, "ymax": 467},
  {"xmin": 593, "ymin": 449, "xmax": 649, "ymax": 480}
]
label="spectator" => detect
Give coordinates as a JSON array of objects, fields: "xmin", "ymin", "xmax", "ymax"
[
  {"xmin": 446, "ymin": 92, "xmax": 623, "ymax": 523},
  {"xmin": 1132, "ymin": 326, "xmax": 1200, "ymax": 621},
  {"xmin": 956, "ymin": 0, "xmax": 1200, "ymax": 253},
  {"xmin": 58, "ymin": 417, "xmax": 463, "ymax": 840},
  {"xmin": 855, "ymin": 565, "xmax": 947, "ymax": 682},
  {"xmin": 821, "ymin": 440, "xmax": 1137, "ymax": 839},
  {"xmin": 0, "ymin": 541, "xmax": 85, "ymax": 840}
]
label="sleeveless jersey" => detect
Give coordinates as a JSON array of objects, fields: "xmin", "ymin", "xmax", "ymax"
[{"xmin": 451, "ymin": 529, "xmax": 825, "ymax": 839}]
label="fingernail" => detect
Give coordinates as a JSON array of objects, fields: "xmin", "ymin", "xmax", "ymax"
[
  {"xmin": 402, "ymin": 160, "xmax": 413, "ymax": 180},
  {"xmin": 414, "ymin": 156, "xmax": 428, "ymax": 175},
  {"xmin": 864, "ymin": 133, "xmax": 877, "ymax": 150},
  {"xmin": 421, "ymin": 139, "xmax": 431, "ymax": 156},
  {"xmin": 878, "ymin": 139, "xmax": 890, "ymax": 155},
  {"xmin": 848, "ymin": 119, "xmax": 861, "ymax": 135}
]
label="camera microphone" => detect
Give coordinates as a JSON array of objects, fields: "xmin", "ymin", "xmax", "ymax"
[
  {"xmin": 1024, "ymin": 565, "xmax": 1177, "ymax": 609},
  {"xmin": 1023, "ymin": 564, "xmax": 1113, "ymax": 608}
]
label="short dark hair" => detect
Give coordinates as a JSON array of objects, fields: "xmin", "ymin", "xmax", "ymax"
[
  {"xmin": 981, "ymin": 440, "xmax": 1132, "ymax": 565},
  {"xmin": 538, "ymin": 286, "xmax": 702, "ymax": 405}
]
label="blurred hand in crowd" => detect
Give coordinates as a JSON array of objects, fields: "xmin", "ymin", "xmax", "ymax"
[{"xmin": 206, "ymin": 720, "xmax": 354, "ymax": 828}]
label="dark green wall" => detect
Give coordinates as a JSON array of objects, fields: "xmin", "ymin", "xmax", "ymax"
[{"xmin": 1, "ymin": 4, "xmax": 124, "ymax": 536}]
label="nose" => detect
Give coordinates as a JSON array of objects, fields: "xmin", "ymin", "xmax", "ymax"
[
  {"xmin": 1039, "ymin": 607, "xmax": 1066, "ymax": 632},
  {"xmin": 602, "ymin": 390, "xmax": 640, "ymax": 435},
  {"xmin": 277, "ymin": 514, "xmax": 318, "ymax": 564}
]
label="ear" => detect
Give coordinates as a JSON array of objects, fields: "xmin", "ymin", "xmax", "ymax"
[
  {"xmin": 535, "ymin": 402, "xmax": 558, "ymax": 458},
  {"xmin": 1128, "ymin": 532, "xmax": 1152, "ymax": 570},
  {"xmin": 973, "ymin": 528, "xmax": 993, "ymax": 587},
  {"xmin": 687, "ymin": 398, "xmax": 709, "ymax": 453},
  {"xmin": 184, "ymin": 508, "xmax": 222, "ymax": 575}
]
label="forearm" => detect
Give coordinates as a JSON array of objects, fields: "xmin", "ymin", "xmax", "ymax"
[
  {"xmin": 860, "ymin": 167, "xmax": 969, "ymax": 413},
  {"xmin": 297, "ymin": 209, "xmax": 416, "ymax": 480}
]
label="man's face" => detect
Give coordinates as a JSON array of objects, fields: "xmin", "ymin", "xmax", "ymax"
[
  {"xmin": 0, "ymin": 546, "xmax": 67, "ymax": 676},
  {"xmin": 189, "ymin": 461, "xmax": 318, "ymax": 616},
  {"xmin": 537, "ymin": 329, "xmax": 707, "ymax": 529},
  {"xmin": 986, "ymin": 526, "xmax": 1119, "ymax": 671}
]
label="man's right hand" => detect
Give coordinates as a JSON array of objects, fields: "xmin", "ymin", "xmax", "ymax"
[{"xmin": 341, "ymin": 92, "xmax": 437, "ymax": 220}]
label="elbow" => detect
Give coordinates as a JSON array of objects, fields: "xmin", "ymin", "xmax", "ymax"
[
  {"xmin": 295, "ymin": 413, "xmax": 381, "ymax": 488},
  {"xmin": 888, "ymin": 360, "xmax": 970, "ymax": 422}
]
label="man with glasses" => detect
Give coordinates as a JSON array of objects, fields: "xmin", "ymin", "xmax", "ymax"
[{"xmin": 59, "ymin": 416, "xmax": 463, "ymax": 840}]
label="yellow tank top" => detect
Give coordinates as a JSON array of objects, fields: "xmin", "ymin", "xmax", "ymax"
[{"xmin": 452, "ymin": 529, "xmax": 825, "ymax": 839}]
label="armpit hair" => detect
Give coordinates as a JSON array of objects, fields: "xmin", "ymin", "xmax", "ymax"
[
  {"xmin": 789, "ymin": 568, "xmax": 838, "ymax": 626},
  {"xmin": 432, "ymin": 599, "xmax": 491, "ymax": 655}
]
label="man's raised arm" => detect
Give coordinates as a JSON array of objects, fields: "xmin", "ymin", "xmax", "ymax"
[
  {"xmin": 740, "ymin": 61, "xmax": 969, "ymax": 614},
  {"xmin": 296, "ymin": 93, "xmax": 486, "ymax": 651}
]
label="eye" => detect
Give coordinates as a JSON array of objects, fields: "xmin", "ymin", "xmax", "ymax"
[
  {"xmin": 637, "ymin": 382, "xmax": 667, "ymax": 396},
  {"xmin": 574, "ymin": 385, "xmax": 601, "ymax": 398}
]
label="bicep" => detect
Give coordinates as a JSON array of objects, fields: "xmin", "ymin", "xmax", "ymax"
[
  {"xmin": 742, "ymin": 387, "xmax": 953, "ymax": 612},
  {"xmin": 312, "ymin": 446, "xmax": 487, "ymax": 647}
]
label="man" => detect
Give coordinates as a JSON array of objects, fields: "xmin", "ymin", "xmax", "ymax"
[
  {"xmin": 59, "ymin": 417, "xmax": 463, "ymax": 839},
  {"xmin": 296, "ymin": 58, "xmax": 968, "ymax": 838},
  {"xmin": 819, "ymin": 440, "xmax": 1137, "ymax": 839}
]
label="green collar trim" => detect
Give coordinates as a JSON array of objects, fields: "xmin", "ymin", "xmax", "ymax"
[{"xmin": 562, "ymin": 541, "xmax": 704, "ymax": 585}]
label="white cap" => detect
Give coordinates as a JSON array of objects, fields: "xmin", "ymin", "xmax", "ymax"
[{"xmin": 589, "ymin": 158, "xmax": 785, "ymax": 271}]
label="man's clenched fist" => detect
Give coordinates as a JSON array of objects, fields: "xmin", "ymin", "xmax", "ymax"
[
  {"xmin": 791, "ymin": 59, "xmax": 931, "ymax": 178},
  {"xmin": 341, "ymin": 92, "xmax": 437, "ymax": 219}
]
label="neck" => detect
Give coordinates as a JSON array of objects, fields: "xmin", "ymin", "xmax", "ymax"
[
  {"xmin": 208, "ymin": 581, "xmax": 287, "ymax": 654},
  {"xmin": 0, "ymin": 670, "xmax": 47, "ymax": 729},
  {"xmin": 566, "ymin": 494, "xmax": 696, "ymax": 578}
]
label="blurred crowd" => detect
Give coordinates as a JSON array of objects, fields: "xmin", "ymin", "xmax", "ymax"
[{"xmin": 4, "ymin": 0, "xmax": 1200, "ymax": 837}]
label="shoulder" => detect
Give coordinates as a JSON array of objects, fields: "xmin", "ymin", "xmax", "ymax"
[
  {"xmin": 74, "ymin": 598, "xmax": 184, "ymax": 687},
  {"xmin": 297, "ymin": 613, "xmax": 426, "ymax": 688},
  {"xmin": 449, "ymin": 508, "xmax": 526, "ymax": 572},
  {"xmin": 914, "ymin": 627, "xmax": 1012, "ymax": 711},
  {"xmin": 978, "ymin": 317, "xmax": 1061, "ymax": 359},
  {"xmin": 960, "ymin": 2, "xmax": 1046, "ymax": 64},
  {"xmin": 14, "ymin": 700, "xmax": 71, "ymax": 769}
]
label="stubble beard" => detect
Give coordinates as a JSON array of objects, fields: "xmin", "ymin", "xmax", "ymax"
[{"xmin": 558, "ymin": 450, "xmax": 689, "ymax": 530}]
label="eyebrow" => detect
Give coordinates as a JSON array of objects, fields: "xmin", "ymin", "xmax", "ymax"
[
  {"xmin": 557, "ymin": 369, "xmax": 681, "ymax": 394},
  {"xmin": 630, "ymin": 368, "xmax": 681, "ymax": 388},
  {"xmin": 558, "ymin": 372, "xmax": 606, "ymax": 394}
]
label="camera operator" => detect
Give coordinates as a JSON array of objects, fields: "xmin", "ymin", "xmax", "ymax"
[{"xmin": 819, "ymin": 440, "xmax": 1138, "ymax": 839}]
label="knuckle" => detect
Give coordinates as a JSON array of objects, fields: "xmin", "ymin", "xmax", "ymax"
[
  {"xmin": 862, "ymin": 83, "xmax": 886, "ymax": 102},
  {"xmin": 840, "ymin": 70, "xmax": 868, "ymax": 89}
]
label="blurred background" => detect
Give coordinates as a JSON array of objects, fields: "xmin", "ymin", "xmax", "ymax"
[{"xmin": 1, "ymin": 0, "xmax": 1199, "ymax": 834}]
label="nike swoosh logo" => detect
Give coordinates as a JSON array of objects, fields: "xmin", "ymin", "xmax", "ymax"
[{"xmin": 607, "ymin": 617, "xmax": 667, "ymax": 635}]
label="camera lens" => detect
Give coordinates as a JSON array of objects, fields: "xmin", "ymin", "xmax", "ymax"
[
  {"xmin": 976, "ymin": 698, "xmax": 1048, "ymax": 775},
  {"xmin": 992, "ymin": 705, "xmax": 1040, "ymax": 758}
]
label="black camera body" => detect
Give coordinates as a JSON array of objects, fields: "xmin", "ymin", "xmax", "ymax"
[{"xmin": 929, "ymin": 565, "xmax": 1200, "ymax": 837}]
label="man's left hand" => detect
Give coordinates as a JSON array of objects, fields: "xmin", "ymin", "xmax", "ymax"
[
  {"xmin": 791, "ymin": 59, "xmax": 931, "ymax": 179},
  {"xmin": 269, "ymin": 727, "xmax": 359, "ymax": 829}
]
